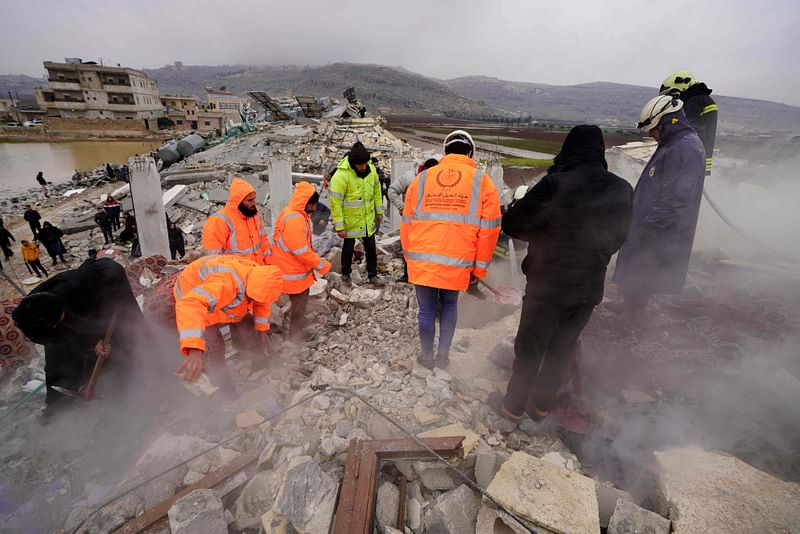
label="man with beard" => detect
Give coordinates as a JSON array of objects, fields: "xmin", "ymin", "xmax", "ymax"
[{"xmin": 202, "ymin": 177, "xmax": 273, "ymax": 362}]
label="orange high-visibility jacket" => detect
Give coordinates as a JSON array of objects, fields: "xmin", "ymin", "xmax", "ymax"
[
  {"xmin": 401, "ymin": 154, "xmax": 502, "ymax": 291},
  {"xmin": 271, "ymin": 182, "xmax": 332, "ymax": 294},
  {"xmin": 21, "ymin": 242, "xmax": 40, "ymax": 261},
  {"xmin": 202, "ymin": 178, "xmax": 272, "ymax": 265},
  {"xmin": 173, "ymin": 255, "xmax": 283, "ymax": 354}
]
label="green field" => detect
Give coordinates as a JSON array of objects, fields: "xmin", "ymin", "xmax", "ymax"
[
  {"xmin": 500, "ymin": 157, "xmax": 553, "ymax": 168},
  {"xmin": 476, "ymin": 136, "xmax": 563, "ymax": 154}
]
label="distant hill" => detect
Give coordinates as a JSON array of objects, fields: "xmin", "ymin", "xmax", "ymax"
[
  {"xmin": 443, "ymin": 76, "xmax": 800, "ymax": 134},
  {"xmin": 141, "ymin": 63, "xmax": 498, "ymax": 119},
  {"xmin": 3, "ymin": 64, "xmax": 799, "ymax": 134}
]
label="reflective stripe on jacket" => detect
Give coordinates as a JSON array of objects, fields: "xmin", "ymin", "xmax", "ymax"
[
  {"xmin": 201, "ymin": 177, "xmax": 272, "ymax": 264},
  {"xmin": 400, "ymin": 154, "xmax": 502, "ymax": 291},
  {"xmin": 173, "ymin": 255, "xmax": 283, "ymax": 354},
  {"xmin": 271, "ymin": 182, "xmax": 332, "ymax": 294},
  {"xmin": 329, "ymin": 157, "xmax": 384, "ymax": 238}
]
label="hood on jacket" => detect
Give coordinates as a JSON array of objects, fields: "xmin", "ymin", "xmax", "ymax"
[
  {"xmin": 288, "ymin": 181, "xmax": 318, "ymax": 212},
  {"xmin": 245, "ymin": 265, "xmax": 284, "ymax": 304},
  {"xmin": 681, "ymin": 82, "xmax": 713, "ymax": 100},
  {"xmin": 550, "ymin": 124, "xmax": 607, "ymax": 172},
  {"xmin": 347, "ymin": 142, "xmax": 370, "ymax": 166},
  {"xmin": 226, "ymin": 177, "xmax": 257, "ymax": 210},
  {"xmin": 656, "ymin": 109, "xmax": 696, "ymax": 143}
]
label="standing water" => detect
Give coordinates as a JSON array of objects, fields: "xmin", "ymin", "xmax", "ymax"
[{"xmin": 0, "ymin": 140, "xmax": 160, "ymax": 193}]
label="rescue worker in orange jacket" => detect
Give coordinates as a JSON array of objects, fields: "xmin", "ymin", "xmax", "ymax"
[
  {"xmin": 174, "ymin": 255, "xmax": 283, "ymax": 389},
  {"xmin": 271, "ymin": 182, "xmax": 332, "ymax": 341},
  {"xmin": 202, "ymin": 178, "xmax": 273, "ymax": 357},
  {"xmin": 202, "ymin": 177, "xmax": 272, "ymax": 265},
  {"xmin": 401, "ymin": 130, "xmax": 501, "ymax": 368}
]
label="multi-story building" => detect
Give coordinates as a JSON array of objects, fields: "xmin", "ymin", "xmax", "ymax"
[
  {"xmin": 35, "ymin": 58, "xmax": 164, "ymax": 128},
  {"xmin": 206, "ymin": 88, "xmax": 245, "ymax": 113},
  {"xmin": 160, "ymin": 95, "xmax": 225, "ymax": 133}
]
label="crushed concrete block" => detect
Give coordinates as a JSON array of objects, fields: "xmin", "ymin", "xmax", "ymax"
[
  {"xmin": 274, "ymin": 460, "xmax": 337, "ymax": 533},
  {"xmin": 475, "ymin": 502, "xmax": 532, "ymax": 534},
  {"xmin": 413, "ymin": 404, "xmax": 443, "ymax": 426},
  {"xmin": 376, "ymin": 481, "xmax": 400, "ymax": 532},
  {"xmin": 168, "ymin": 489, "xmax": 226, "ymax": 534},
  {"xmin": 232, "ymin": 470, "xmax": 284, "ymax": 530},
  {"xmin": 475, "ymin": 450, "xmax": 503, "ymax": 489},
  {"xmin": 309, "ymin": 278, "xmax": 328, "ymax": 297},
  {"xmin": 413, "ymin": 461, "xmax": 457, "ymax": 491},
  {"xmin": 348, "ymin": 287, "xmax": 382, "ymax": 307},
  {"xmin": 656, "ymin": 446, "xmax": 800, "ymax": 534},
  {"xmin": 418, "ymin": 423, "xmax": 480, "ymax": 455},
  {"xmin": 424, "ymin": 484, "xmax": 480, "ymax": 534},
  {"xmin": 261, "ymin": 509, "xmax": 292, "ymax": 534},
  {"xmin": 608, "ymin": 499, "xmax": 670, "ymax": 534},
  {"xmin": 596, "ymin": 481, "xmax": 635, "ymax": 529},
  {"xmin": 407, "ymin": 496, "xmax": 422, "ymax": 530},
  {"xmin": 330, "ymin": 288, "xmax": 349, "ymax": 304},
  {"xmin": 236, "ymin": 410, "xmax": 266, "ymax": 428},
  {"xmin": 335, "ymin": 419, "xmax": 352, "ymax": 438},
  {"xmin": 486, "ymin": 451, "xmax": 599, "ymax": 534}
]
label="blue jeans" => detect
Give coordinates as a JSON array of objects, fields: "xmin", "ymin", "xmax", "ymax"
[{"xmin": 415, "ymin": 285, "xmax": 459, "ymax": 358}]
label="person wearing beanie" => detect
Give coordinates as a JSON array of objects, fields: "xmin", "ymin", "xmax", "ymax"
[
  {"xmin": 611, "ymin": 96, "xmax": 705, "ymax": 315},
  {"xmin": 496, "ymin": 125, "xmax": 633, "ymax": 428},
  {"xmin": 12, "ymin": 258, "xmax": 151, "ymax": 409},
  {"xmin": 329, "ymin": 141, "xmax": 385, "ymax": 286}
]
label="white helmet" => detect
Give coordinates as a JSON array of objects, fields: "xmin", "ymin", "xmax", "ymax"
[
  {"xmin": 638, "ymin": 94, "xmax": 683, "ymax": 131},
  {"xmin": 443, "ymin": 130, "xmax": 476, "ymax": 156}
]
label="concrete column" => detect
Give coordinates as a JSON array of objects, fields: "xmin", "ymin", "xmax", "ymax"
[
  {"xmin": 389, "ymin": 159, "xmax": 416, "ymax": 232},
  {"xmin": 268, "ymin": 158, "xmax": 293, "ymax": 226},
  {"xmin": 486, "ymin": 160, "xmax": 506, "ymax": 208},
  {"xmin": 129, "ymin": 155, "xmax": 170, "ymax": 258}
]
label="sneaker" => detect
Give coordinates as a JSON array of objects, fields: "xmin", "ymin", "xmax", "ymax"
[
  {"xmin": 488, "ymin": 391, "xmax": 525, "ymax": 424},
  {"xmin": 434, "ymin": 353, "xmax": 449, "ymax": 369},
  {"xmin": 368, "ymin": 275, "xmax": 385, "ymax": 286},
  {"xmin": 341, "ymin": 274, "xmax": 352, "ymax": 287}
]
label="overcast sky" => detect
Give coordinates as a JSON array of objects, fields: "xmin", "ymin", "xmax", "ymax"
[{"xmin": 2, "ymin": 0, "xmax": 798, "ymax": 106}]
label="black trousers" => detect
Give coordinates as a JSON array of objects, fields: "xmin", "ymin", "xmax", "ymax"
[
  {"xmin": 99, "ymin": 225, "xmax": 114, "ymax": 244},
  {"xmin": 26, "ymin": 259, "xmax": 48, "ymax": 277},
  {"xmin": 341, "ymin": 234, "xmax": 377, "ymax": 277},
  {"xmin": 504, "ymin": 297, "xmax": 595, "ymax": 415},
  {"xmin": 1, "ymin": 242, "xmax": 12, "ymax": 259},
  {"xmin": 170, "ymin": 243, "xmax": 185, "ymax": 260},
  {"xmin": 289, "ymin": 289, "xmax": 310, "ymax": 339},
  {"xmin": 29, "ymin": 222, "xmax": 41, "ymax": 239}
]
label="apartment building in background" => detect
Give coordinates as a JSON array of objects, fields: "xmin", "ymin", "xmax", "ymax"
[{"xmin": 160, "ymin": 95, "xmax": 225, "ymax": 133}]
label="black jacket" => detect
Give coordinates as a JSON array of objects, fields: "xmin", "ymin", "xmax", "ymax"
[
  {"xmin": 95, "ymin": 211, "xmax": 112, "ymax": 228},
  {"xmin": 681, "ymin": 83, "xmax": 717, "ymax": 175},
  {"xmin": 502, "ymin": 125, "xmax": 633, "ymax": 306},
  {"xmin": 38, "ymin": 225, "xmax": 64, "ymax": 245},
  {"xmin": 24, "ymin": 209, "xmax": 41, "ymax": 224},
  {"xmin": 167, "ymin": 226, "xmax": 185, "ymax": 248},
  {"xmin": 0, "ymin": 226, "xmax": 14, "ymax": 246}
]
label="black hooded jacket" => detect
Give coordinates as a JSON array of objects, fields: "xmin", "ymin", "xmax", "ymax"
[
  {"xmin": 680, "ymin": 83, "xmax": 717, "ymax": 174},
  {"xmin": 501, "ymin": 125, "xmax": 633, "ymax": 306}
]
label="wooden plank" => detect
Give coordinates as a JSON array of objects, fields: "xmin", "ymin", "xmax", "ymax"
[
  {"xmin": 112, "ymin": 451, "xmax": 258, "ymax": 534},
  {"xmin": 396, "ymin": 475, "xmax": 407, "ymax": 531}
]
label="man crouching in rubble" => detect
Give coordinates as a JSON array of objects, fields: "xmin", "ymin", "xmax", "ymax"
[
  {"xmin": 12, "ymin": 258, "xmax": 150, "ymax": 410},
  {"xmin": 494, "ymin": 125, "xmax": 632, "ymax": 426},
  {"xmin": 174, "ymin": 255, "xmax": 283, "ymax": 396}
]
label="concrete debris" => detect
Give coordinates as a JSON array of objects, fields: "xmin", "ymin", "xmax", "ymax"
[
  {"xmin": 167, "ymin": 489, "xmax": 227, "ymax": 534},
  {"xmin": 486, "ymin": 451, "xmax": 600, "ymax": 534},
  {"xmin": 655, "ymin": 446, "xmax": 800, "ymax": 534},
  {"xmin": 261, "ymin": 510, "xmax": 294, "ymax": 534},
  {"xmin": 236, "ymin": 410, "xmax": 266, "ymax": 428},
  {"xmin": 273, "ymin": 460, "xmax": 337, "ymax": 533},
  {"xmin": 232, "ymin": 470, "xmax": 284, "ymax": 530},
  {"xmin": 419, "ymin": 423, "xmax": 481, "ymax": 455},
  {"xmin": 607, "ymin": 499, "xmax": 671, "ymax": 534},
  {"xmin": 347, "ymin": 287, "xmax": 382, "ymax": 307},
  {"xmin": 413, "ymin": 405, "xmax": 444, "ymax": 426},
  {"xmin": 475, "ymin": 450, "xmax": 504, "ymax": 489},
  {"xmin": 595, "ymin": 481, "xmax": 635, "ymax": 529},
  {"xmin": 424, "ymin": 484, "xmax": 480, "ymax": 534},
  {"xmin": 621, "ymin": 388, "xmax": 657, "ymax": 404},
  {"xmin": 541, "ymin": 451, "xmax": 582, "ymax": 473},
  {"xmin": 376, "ymin": 481, "xmax": 400, "ymax": 532}
]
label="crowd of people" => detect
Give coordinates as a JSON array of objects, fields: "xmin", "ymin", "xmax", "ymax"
[{"xmin": 10, "ymin": 70, "xmax": 718, "ymax": 428}]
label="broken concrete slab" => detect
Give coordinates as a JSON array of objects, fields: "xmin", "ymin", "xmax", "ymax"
[
  {"xmin": 424, "ymin": 483, "xmax": 480, "ymax": 534},
  {"xmin": 475, "ymin": 450, "xmax": 503, "ymax": 489},
  {"xmin": 414, "ymin": 461, "xmax": 458, "ymax": 491},
  {"xmin": 655, "ymin": 446, "xmax": 800, "ymax": 534},
  {"xmin": 413, "ymin": 404, "xmax": 444, "ymax": 426},
  {"xmin": 348, "ymin": 287, "xmax": 382, "ymax": 308},
  {"xmin": 418, "ymin": 422, "xmax": 480, "ymax": 455},
  {"xmin": 273, "ymin": 460, "xmax": 337, "ymax": 533},
  {"xmin": 608, "ymin": 499, "xmax": 670, "ymax": 534},
  {"xmin": 167, "ymin": 489, "xmax": 226, "ymax": 534},
  {"xmin": 621, "ymin": 388, "xmax": 657, "ymax": 404},
  {"xmin": 232, "ymin": 470, "xmax": 284, "ymax": 530},
  {"xmin": 475, "ymin": 503, "xmax": 531, "ymax": 534},
  {"xmin": 596, "ymin": 481, "xmax": 635, "ymax": 529},
  {"xmin": 261, "ymin": 510, "xmax": 293, "ymax": 534},
  {"xmin": 486, "ymin": 451, "xmax": 600, "ymax": 534},
  {"xmin": 236, "ymin": 410, "xmax": 266, "ymax": 428},
  {"xmin": 309, "ymin": 278, "xmax": 328, "ymax": 297}
]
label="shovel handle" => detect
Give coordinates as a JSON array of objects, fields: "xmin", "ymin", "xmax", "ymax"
[{"xmin": 82, "ymin": 311, "xmax": 119, "ymax": 395}]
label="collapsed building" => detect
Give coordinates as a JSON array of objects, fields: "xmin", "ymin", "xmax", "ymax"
[{"xmin": 0, "ymin": 110, "xmax": 799, "ymax": 534}]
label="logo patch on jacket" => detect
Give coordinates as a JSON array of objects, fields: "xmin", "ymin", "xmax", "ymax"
[
  {"xmin": 649, "ymin": 167, "xmax": 656, "ymax": 177},
  {"xmin": 435, "ymin": 169, "xmax": 462, "ymax": 188}
]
